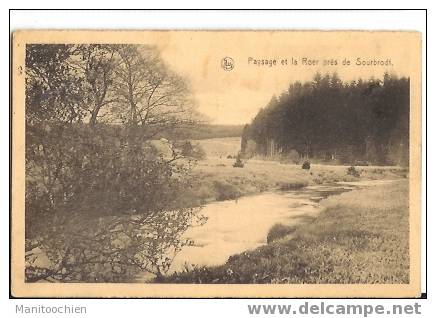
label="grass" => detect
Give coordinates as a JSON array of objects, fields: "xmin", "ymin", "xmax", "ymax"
[
  {"xmin": 267, "ymin": 224, "xmax": 297, "ymax": 243},
  {"xmin": 184, "ymin": 159, "xmax": 309, "ymax": 205},
  {"xmin": 158, "ymin": 180, "xmax": 409, "ymax": 284},
  {"xmin": 153, "ymin": 137, "xmax": 408, "ymax": 206},
  {"xmin": 185, "ymin": 157, "xmax": 407, "ymax": 206}
]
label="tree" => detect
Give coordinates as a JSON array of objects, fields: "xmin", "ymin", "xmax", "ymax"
[
  {"xmin": 112, "ymin": 45, "xmax": 196, "ymax": 137},
  {"xmin": 242, "ymin": 72, "xmax": 410, "ymax": 165},
  {"xmin": 24, "ymin": 44, "xmax": 204, "ymax": 282},
  {"xmin": 75, "ymin": 44, "xmax": 118, "ymax": 126},
  {"xmin": 25, "ymin": 44, "xmax": 86, "ymax": 124}
]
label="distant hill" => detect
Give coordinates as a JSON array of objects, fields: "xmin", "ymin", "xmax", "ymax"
[
  {"xmin": 155, "ymin": 124, "xmax": 244, "ymax": 140},
  {"xmin": 195, "ymin": 137, "xmax": 241, "ymax": 158}
]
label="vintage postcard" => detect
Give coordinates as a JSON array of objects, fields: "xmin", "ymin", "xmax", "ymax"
[{"xmin": 11, "ymin": 30, "xmax": 422, "ymax": 298}]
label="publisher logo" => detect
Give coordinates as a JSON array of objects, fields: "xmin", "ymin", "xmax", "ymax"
[{"xmin": 221, "ymin": 57, "xmax": 234, "ymax": 71}]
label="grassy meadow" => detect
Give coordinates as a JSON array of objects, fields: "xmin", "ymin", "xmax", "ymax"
[
  {"xmin": 185, "ymin": 155, "xmax": 408, "ymax": 206},
  {"xmin": 178, "ymin": 137, "xmax": 408, "ymax": 206}
]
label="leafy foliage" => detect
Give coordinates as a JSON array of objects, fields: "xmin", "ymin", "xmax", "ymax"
[{"xmin": 25, "ymin": 44, "xmax": 203, "ymax": 282}]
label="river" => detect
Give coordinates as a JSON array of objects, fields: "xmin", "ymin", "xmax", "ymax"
[{"xmin": 166, "ymin": 180, "xmax": 398, "ymax": 274}]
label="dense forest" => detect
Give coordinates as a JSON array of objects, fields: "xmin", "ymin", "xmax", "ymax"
[{"xmin": 241, "ymin": 73, "xmax": 410, "ymax": 166}]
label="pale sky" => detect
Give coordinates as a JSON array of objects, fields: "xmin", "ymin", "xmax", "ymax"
[
  {"xmin": 150, "ymin": 31, "xmax": 420, "ymax": 125},
  {"xmin": 27, "ymin": 30, "xmax": 417, "ymax": 126}
]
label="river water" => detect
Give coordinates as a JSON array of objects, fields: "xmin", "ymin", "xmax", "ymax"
[{"xmin": 167, "ymin": 182, "xmax": 373, "ymax": 274}]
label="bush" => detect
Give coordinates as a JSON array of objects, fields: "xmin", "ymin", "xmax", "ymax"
[
  {"xmin": 302, "ymin": 160, "xmax": 311, "ymax": 170},
  {"xmin": 179, "ymin": 140, "xmax": 206, "ymax": 160},
  {"xmin": 267, "ymin": 224, "xmax": 296, "ymax": 243},
  {"xmin": 233, "ymin": 157, "xmax": 244, "ymax": 168},
  {"xmin": 26, "ymin": 125, "xmax": 186, "ymax": 220},
  {"xmin": 347, "ymin": 166, "xmax": 360, "ymax": 177},
  {"xmin": 25, "ymin": 124, "xmax": 203, "ymax": 282}
]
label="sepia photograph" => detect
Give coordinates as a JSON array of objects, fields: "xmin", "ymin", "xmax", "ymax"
[{"xmin": 11, "ymin": 30, "xmax": 421, "ymax": 298}]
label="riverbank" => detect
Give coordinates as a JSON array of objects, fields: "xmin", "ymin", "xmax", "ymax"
[
  {"xmin": 185, "ymin": 157, "xmax": 408, "ymax": 206},
  {"xmin": 159, "ymin": 179, "xmax": 409, "ymax": 284}
]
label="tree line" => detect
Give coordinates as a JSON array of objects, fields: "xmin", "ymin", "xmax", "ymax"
[
  {"xmin": 25, "ymin": 44, "xmax": 204, "ymax": 282},
  {"xmin": 241, "ymin": 72, "xmax": 410, "ymax": 166}
]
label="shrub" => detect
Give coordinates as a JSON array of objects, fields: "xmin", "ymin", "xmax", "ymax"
[
  {"xmin": 233, "ymin": 157, "xmax": 244, "ymax": 168},
  {"xmin": 25, "ymin": 124, "xmax": 203, "ymax": 282},
  {"xmin": 179, "ymin": 140, "xmax": 206, "ymax": 160},
  {"xmin": 302, "ymin": 160, "xmax": 311, "ymax": 170},
  {"xmin": 347, "ymin": 166, "xmax": 360, "ymax": 177}
]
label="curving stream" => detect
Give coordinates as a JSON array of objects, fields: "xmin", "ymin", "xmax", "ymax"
[{"xmin": 167, "ymin": 181, "xmax": 379, "ymax": 274}]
